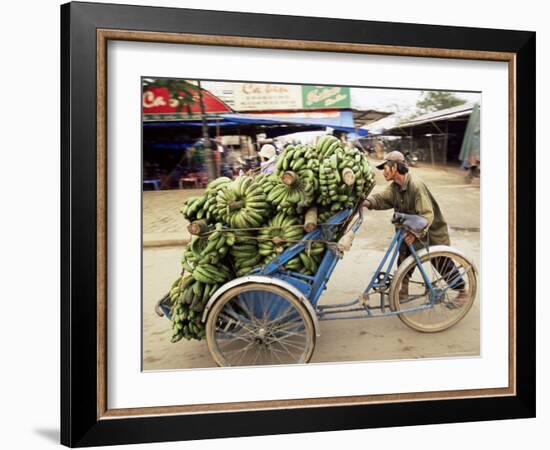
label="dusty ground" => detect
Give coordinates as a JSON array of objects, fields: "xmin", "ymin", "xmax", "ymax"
[{"xmin": 142, "ymin": 163, "xmax": 480, "ymax": 370}]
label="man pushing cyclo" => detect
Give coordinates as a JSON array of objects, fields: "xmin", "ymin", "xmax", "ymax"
[{"xmin": 363, "ymin": 151, "xmax": 467, "ymax": 308}]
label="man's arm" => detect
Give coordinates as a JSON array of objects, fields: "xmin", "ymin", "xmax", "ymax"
[
  {"xmin": 365, "ymin": 184, "xmax": 394, "ymax": 210},
  {"xmin": 414, "ymin": 184, "xmax": 435, "ymax": 227}
]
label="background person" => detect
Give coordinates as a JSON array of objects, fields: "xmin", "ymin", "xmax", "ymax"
[{"xmin": 258, "ymin": 143, "xmax": 278, "ymax": 175}]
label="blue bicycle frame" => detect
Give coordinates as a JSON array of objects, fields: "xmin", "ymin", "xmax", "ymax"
[
  {"xmin": 158, "ymin": 208, "xmax": 446, "ymax": 322},
  {"xmin": 256, "ymin": 208, "xmax": 439, "ymax": 321}
]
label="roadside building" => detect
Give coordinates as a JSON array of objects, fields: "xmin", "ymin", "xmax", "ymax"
[{"xmin": 380, "ymin": 103, "xmax": 477, "ymax": 166}]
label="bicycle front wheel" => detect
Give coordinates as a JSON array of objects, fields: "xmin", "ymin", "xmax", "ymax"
[
  {"xmin": 206, "ymin": 283, "xmax": 316, "ymax": 367},
  {"xmin": 389, "ymin": 247, "xmax": 477, "ymax": 332}
]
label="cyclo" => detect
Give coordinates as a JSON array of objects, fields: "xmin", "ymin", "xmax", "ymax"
[{"xmin": 157, "ymin": 204, "xmax": 477, "ymax": 367}]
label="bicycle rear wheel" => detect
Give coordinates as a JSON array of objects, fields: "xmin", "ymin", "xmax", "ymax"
[
  {"xmin": 389, "ymin": 247, "xmax": 477, "ymax": 332},
  {"xmin": 205, "ymin": 283, "xmax": 316, "ymax": 367}
]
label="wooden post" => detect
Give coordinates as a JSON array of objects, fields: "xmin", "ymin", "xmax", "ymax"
[
  {"xmin": 429, "ymin": 135, "xmax": 435, "ymax": 167},
  {"xmin": 341, "ymin": 168, "xmax": 355, "ymax": 186},
  {"xmin": 304, "ymin": 207, "xmax": 318, "ymax": 232},
  {"xmin": 281, "ymin": 171, "xmax": 298, "ymax": 186},
  {"xmin": 444, "ymin": 121, "xmax": 449, "ymax": 165},
  {"xmin": 187, "ymin": 220, "xmax": 208, "ymax": 236}
]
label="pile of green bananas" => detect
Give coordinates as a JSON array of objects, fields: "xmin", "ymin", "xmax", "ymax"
[
  {"xmin": 180, "ymin": 195, "xmax": 207, "ymax": 222},
  {"xmin": 274, "ymin": 143, "xmax": 320, "ymax": 174},
  {"xmin": 258, "ymin": 212, "xmax": 304, "ymax": 263},
  {"xmin": 165, "ymin": 136, "xmax": 376, "ymax": 343},
  {"xmin": 215, "ymin": 176, "xmax": 269, "ymax": 228},
  {"xmin": 181, "ymin": 227, "xmax": 235, "ymax": 271},
  {"xmin": 180, "ymin": 177, "xmax": 232, "ymax": 222},
  {"xmin": 264, "ymin": 144, "xmax": 321, "ymax": 215},
  {"xmin": 171, "ymin": 228, "xmax": 234, "ymax": 341},
  {"xmin": 316, "ymin": 135, "xmax": 342, "ymax": 160},
  {"xmin": 267, "ymin": 170, "xmax": 316, "ymax": 213},
  {"xmin": 316, "ymin": 139, "xmax": 375, "ymax": 210},
  {"xmin": 318, "ymin": 157, "xmax": 354, "ymax": 210},
  {"xmin": 256, "ymin": 173, "xmax": 280, "ymax": 198},
  {"xmin": 170, "ymin": 301, "xmax": 205, "ymax": 342},
  {"xmin": 169, "ymin": 275, "xmax": 213, "ymax": 342},
  {"xmin": 230, "ymin": 231, "xmax": 262, "ymax": 277},
  {"xmin": 285, "ymin": 243, "xmax": 326, "ymax": 276}
]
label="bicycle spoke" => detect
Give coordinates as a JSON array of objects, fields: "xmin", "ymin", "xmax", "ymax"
[
  {"xmin": 218, "ymin": 311, "xmax": 256, "ymax": 335},
  {"xmin": 266, "ymin": 345, "xmax": 287, "ymax": 364},
  {"xmin": 235, "ymin": 296, "xmax": 255, "ymax": 320},
  {"xmin": 271, "ymin": 303, "xmax": 298, "ymax": 322},
  {"xmin": 275, "ymin": 339, "xmax": 302, "ymax": 359},
  {"xmin": 222, "ymin": 340, "xmax": 256, "ymax": 365},
  {"xmin": 270, "ymin": 317, "xmax": 305, "ymax": 331},
  {"xmin": 268, "ymin": 328, "xmax": 307, "ymax": 343},
  {"xmin": 250, "ymin": 345, "xmax": 263, "ymax": 365},
  {"xmin": 216, "ymin": 330, "xmax": 254, "ymax": 344},
  {"xmin": 272, "ymin": 337, "xmax": 306, "ymax": 351}
]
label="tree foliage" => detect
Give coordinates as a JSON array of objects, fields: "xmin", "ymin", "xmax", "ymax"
[{"xmin": 413, "ymin": 91, "xmax": 467, "ymax": 116}]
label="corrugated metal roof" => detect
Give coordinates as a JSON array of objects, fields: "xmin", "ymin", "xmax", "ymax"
[
  {"xmin": 389, "ymin": 102, "xmax": 476, "ymax": 130},
  {"xmin": 351, "ymin": 109, "xmax": 393, "ymax": 127}
]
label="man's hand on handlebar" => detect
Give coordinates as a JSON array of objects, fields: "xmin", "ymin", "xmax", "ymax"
[
  {"xmin": 362, "ymin": 199, "xmax": 371, "ymax": 209},
  {"xmin": 404, "ymin": 231, "xmax": 416, "ymax": 246}
]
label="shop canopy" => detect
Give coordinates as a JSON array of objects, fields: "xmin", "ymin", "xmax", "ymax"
[
  {"xmin": 218, "ymin": 110, "xmax": 367, "ymax": 135},
  {"xmin": 143, "ymin": 110, "xmax": 368, "ymax": 137}
]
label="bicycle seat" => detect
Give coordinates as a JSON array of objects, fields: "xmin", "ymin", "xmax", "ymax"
[{"xmin": 391, "ymin": 212, "xmax": 428, "ymax": 234}]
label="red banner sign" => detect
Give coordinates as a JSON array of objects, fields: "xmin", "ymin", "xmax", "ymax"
[{"xmin": 142, "ymin": 87, "xmax": 232, "ymax": 115}]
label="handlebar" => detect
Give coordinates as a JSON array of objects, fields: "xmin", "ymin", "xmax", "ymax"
[{"xmin": 391, "ymin": 212, "xmax": 428, "ymax": 237}]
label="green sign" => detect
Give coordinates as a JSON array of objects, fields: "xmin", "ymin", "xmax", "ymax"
[{"xmin": 301, "ymin": 85, "xmax": 351, "ymax": 109}]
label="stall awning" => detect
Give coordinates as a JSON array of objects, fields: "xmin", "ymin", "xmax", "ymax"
[
  {"xmin": 143, "ymin": 110, "xmax": 368, "ymax": 136},
  {"xmin": 218, "ymin": 110, "xmax": 367, "ymax": 136}
]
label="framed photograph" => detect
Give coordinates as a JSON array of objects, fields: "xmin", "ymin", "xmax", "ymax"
[{"xmin": 61, "ymin": 1, "xmax": 535, "ymax": 447}]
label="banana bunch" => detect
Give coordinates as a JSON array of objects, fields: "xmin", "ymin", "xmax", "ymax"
[
  {"xmin": 274, "ymin": 242, "xmax": 326, "ymax": 275},
  {"xmin": 171, "ymin": 228, "xmax": 234, "ymax": 342},
  {"xmin": 181, "ymin": 229, "xmax": 233, "ymax": 272},
  {"xmin": 316, "ymin": 141, "xmax": 375, "ymax": 211},
  {"xmin": 169, "ymin": 275, "xmax": 220, "ymax": 342},
  {"xmin": 170, "ymin": 302, "xmax": 205, "ymax": 342},
  {"xmin": 182, "ymin": 226, "xmax": 235, "ymax": 271},
  {"xmin": 274, "ymin": 143, "xmax": 319, "ymax": 175},
  {"xmin": 256, "ymin": 173, "xmax": 279, "ymax": 196},
  {"xmin": 258, "ymin": 212, "xmax": 304, "ymax": 262},
  {"xmin": 215, "ymin": 175, "xmax": 268, "ymax": 228},
  {"xmin": 180, "ymin": 195, "xmax": 207, "ymax": 222},
  {"xmin": 201, "ymin": 176, "xmax": 233, "ymax": 223},
  {"xmin": 180, "ymin": 177, "xmax": 232, "ymax": 223},
  {"xmin": 267, "ymin": 144, "xmax": 321, "ymax": 215},
  {"xmin": 286, "ymin": 251, "xmax": 322, "ymax": 275},
  {"xmin": 266, "ymin": 175, "xmax": 315, "ymax": 215},
  {"xmin": 230, "ymin": 232, "xmax": 262, "ymax": 277},
  {"xmin": 318, "ymin": 157, "xmax": 357, "ymax": 210},
  {"xmin": 316, "ymin": 135, "xmax": 342, "ymax": 160}
]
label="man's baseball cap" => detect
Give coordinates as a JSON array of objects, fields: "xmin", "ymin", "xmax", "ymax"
[{"xmin": 376, "ymin": 151, "xmax": 407, "ymax": 170}]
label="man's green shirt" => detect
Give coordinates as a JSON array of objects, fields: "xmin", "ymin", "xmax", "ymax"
[{"xmin": 367, "ymin": 173, "xmax": 450, "ymax": 246}]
